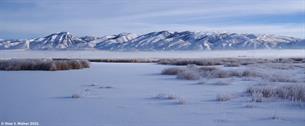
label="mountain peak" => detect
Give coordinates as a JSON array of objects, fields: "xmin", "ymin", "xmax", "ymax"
[
  {"xmin": 0, "ymin": 31, "xmax": 304, "ymax": 50},
  {"xmin": 56, "ymin": 31, "xmax": 71, "ymax": 35}
]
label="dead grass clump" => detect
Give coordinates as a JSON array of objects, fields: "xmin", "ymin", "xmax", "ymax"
[
  {"xmin": 247, "ymin": 84, "xmax": 305, "ymax": 102},
  {"xmin": 276, "ymin": 84, "xmax": 305, "ymax": 101},
  {"xmin": 208, "ymin": 70, "xmax": 242, "ymax": 78},
  {"xmin": 162, "ymin": 65, "xmax": 260, "ymax": 80},
  {"xmin": 247, "ymin": 86, "xmax": 275, "ymax": 98},
  {"xmin": 53, "ymin": 60, "xmax": 90, "ymax": 70},
  {"xmin": 161, "ymin": 67, "xmax": 186, "ymax": 75},
  {"xmin": 206, "ymin": 69, "xmax": 260, "ymax": 78},
  {"xmin": 0, "ymin": 59, "xmax": 90, "ymax": 71},
  {"xmin": 177, "ymin": 70, "xmax": 201, "ymax": 80}
]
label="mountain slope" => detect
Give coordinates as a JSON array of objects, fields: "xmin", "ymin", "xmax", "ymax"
[
  {"xmin": 0, "ymin": 31, "xmax": 304, "ymax": 50},
  {"xmin": 29, "ymin": 32, "xmax": 89, "ymax": 50}
]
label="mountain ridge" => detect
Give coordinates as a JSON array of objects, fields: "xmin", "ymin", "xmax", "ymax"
[{"xmin": 0, "ymin": 31, "xmax": 304, "ymax": 50}]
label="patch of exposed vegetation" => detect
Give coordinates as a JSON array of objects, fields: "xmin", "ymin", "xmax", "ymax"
[{"xmin": 0, "ymin": 59, "xmax": 90, "ymax": 71}]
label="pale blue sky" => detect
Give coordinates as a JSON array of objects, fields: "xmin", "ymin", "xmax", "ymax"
[{"xmin": 0, "ymin": 0, "xmax": 304, "ymax": 39}]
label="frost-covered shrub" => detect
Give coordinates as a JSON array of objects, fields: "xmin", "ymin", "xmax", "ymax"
[
  {"xmin": 276, "ymin": 84, "xmax": 305, "ymax": 101},
  {"xmin": 161, "ymin": 65, "xmax": 201, "ymax": 80},
  {"xmin": 162, "ymin": 64, "xmax": 260, "ymax": 80},
  {"xmin": 207, "ymin": 70, "xmax": 243, "ymax": 78},
  {"xmin": 247, "ymin": 84, "xmax": 305, "ymax": 102},
  {"xmin": 177, "ymin": 70, "xmax": 201, "ymax": 80},
  {"xmin": 161, "ymin": 67, "xmax": 186, "ymax": 75},
  {"xmin": 205, "ymin": 69, "xmax": 259, "ymax": 78},
  {"xmin": 54, "ymin": 60, "xmax": 90, "ymax": 70},
  {"xmin": 0, "ymin": 59, "xmax": 90, "ymax": 71}
]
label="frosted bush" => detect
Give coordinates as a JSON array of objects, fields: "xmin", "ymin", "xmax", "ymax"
[
  {"xmin": 247, "ymin": 84, "xmax": 305, "ymax": 102},
  {"xmin": 161, "ymin": 67, "xmax": 186, "ymax": 75},
  {"xmin": 177, "ymin": 70, "xmax": 201, "ymax": 80},
  {"xmin": 161, "ymin": 64, "xmax": 261, "ymax": 80},
  {"xmin": 207, "ymin": 69, "xmax": 245, "ymax": 78},
  {"xmin": 276, "ymin": 84, "xmax": 305, "ymax": 101},
  {"xmin": 201, "ymin": 69, "xmax": 259, "ymax": 78},
  {"xmin": 0, "ymin": 59, "xmax": 90, "ymax": 71}
]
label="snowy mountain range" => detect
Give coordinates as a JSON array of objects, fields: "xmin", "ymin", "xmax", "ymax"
[{"xmin": 1, "ymin": 31, "xmax": 304, "ymax": 50}]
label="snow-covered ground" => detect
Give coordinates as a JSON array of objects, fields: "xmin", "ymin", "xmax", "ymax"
[
  {"xmin": 0, "ymin": 49, "xmax": 304, "ymax": 59},
  {"xmin": 1, "ymin": 62, "xmax": 304, "ymax": 126}
]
